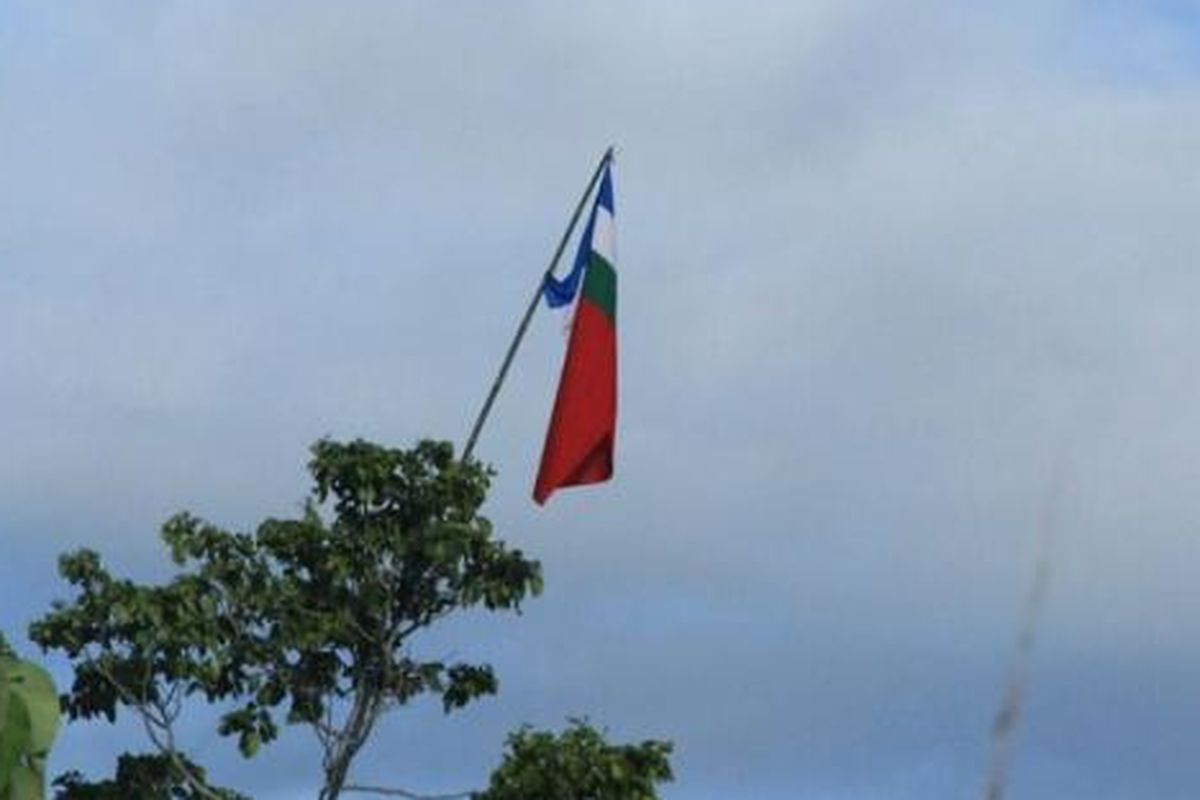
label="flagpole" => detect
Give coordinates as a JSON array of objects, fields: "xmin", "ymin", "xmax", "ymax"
[{"xmin": 462, "ymin": 146, "xmax": 615, "ymax": 462}]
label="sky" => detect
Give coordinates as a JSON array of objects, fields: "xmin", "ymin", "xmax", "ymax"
[{"xmin": 2, "ymin": 2, "xmax": 1200, "ymax": 798}]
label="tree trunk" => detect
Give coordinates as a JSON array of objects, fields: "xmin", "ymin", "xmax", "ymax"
[{"xmin": 319, "ymin": 688, "xmax": 380, "ymax": 800}]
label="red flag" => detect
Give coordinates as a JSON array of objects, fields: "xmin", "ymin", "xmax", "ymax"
[{"xmin": 533, "ymin": 168, "xmax": 617, "ymax": 504}]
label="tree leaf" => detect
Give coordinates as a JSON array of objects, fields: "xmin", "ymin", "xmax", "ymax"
[
  {"xmin": 5, "ymin": 661, "xmax": 59, "ymax": 755},
  {"xmin": 7, "ymin": 761, "xmax": 43, "ymax": 800},
  {"xmin": 0, "ymin": 692, "xmax": 32, "ymax": 794}
]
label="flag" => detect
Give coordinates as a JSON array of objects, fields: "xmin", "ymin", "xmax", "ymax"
[{"xmin": 533, "ymin": 163, "xmax": 617, "ymax": 505}]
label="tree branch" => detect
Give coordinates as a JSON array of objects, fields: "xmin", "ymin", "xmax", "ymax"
[{"xmin": 90, "ymin": 656, "xmax": 225, "ymax": 800}]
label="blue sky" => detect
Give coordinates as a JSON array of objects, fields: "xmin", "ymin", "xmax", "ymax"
[
  {"xmin": 3, "ymin": 2, "xmax": 1200, "ymax": 798},
  {"xmin": 1064, "ymin": 1, "xmax": 1200, "ymax": 83}
]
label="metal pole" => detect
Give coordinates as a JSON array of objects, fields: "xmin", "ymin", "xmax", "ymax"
[
  {"xmin": 980, "ymin": 454, "xmax": 1068, "ymax": 800},
  {"xmin": 462, "ymin": 146, "xmax": 614, "ymax": 462}
]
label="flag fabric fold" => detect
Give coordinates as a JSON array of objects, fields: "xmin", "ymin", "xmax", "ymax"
[
  {"xmin": 533, "ymin": 164, "xmax": 617, "ymax": 505},
  {"xmin": 542, "ymin": 210, "xmax": 595, "ymax": 308}
]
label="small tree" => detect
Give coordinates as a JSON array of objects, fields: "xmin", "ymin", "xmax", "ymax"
[
  {"xmin": 475, "ymin": 719, "xmax": 673, "ymax": 800},
  {"xmin": 53, "ymin": 754, "xmax": 246, "ymax": 800},
  {"xmin": 30, "ymin": 439, "xmax": 542, "ymax": 799}
]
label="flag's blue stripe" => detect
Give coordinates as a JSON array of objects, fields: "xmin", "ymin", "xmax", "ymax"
[
  {"xmin": 543, "ymin": 164, "xmax": 614, "ymax": 309},
  {"xmin": 596, "ymin": 166, "xmax": 615, "ymax": 214},
  {"xmin": 544, "ymin": 208, "xmax": 594, "ymax": 308}
]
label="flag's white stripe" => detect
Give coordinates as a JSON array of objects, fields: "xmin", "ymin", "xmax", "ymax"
[{"xmin": 590, "ymin": 206, "xmax": 617, "ymax": 266}]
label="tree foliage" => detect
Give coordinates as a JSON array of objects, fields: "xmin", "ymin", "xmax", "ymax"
[
  {"xmin": 475, "ymin": 719, "xmax": 673, "ymax": 800},
  {"xmin": 0, "ymin": 633, "xmax": 61, "ymax": 800},
  {"xmin": 29, "ymin": 439, "xmax": 542, "ymax": 799},
  {"xmin": 54, "ymin": 754, "xmax": 247, "ymax": 800}
]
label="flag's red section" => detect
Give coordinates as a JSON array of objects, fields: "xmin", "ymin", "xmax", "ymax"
[{"xmin": 533, "ymin": 300, "xmax": 616, "ymax": 504}]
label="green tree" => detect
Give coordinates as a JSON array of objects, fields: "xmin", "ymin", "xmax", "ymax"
[
  {"xmin": 0, "ymin": 632, "xmax": 61, "ymax": 800},
  {"xmin": 475, "ymin": 719, "xmax": 673, "ymax": 800},
  {"xmin": 30, "ymin": 439, "xmax": 542, "ymax": 799},
  {"xmin": 53, "ymin": 754, "xmax": 247, "ymax": 800}
]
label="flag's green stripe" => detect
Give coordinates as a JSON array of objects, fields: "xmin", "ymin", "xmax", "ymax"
[{"xmin": 581, "ymin": 252, "xmax": 616, "ymax": 322}]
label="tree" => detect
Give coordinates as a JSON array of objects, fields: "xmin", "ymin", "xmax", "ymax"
[
  {"xmin": 53, "ymin": 754, "xmax": 247, "ymax": 800},
  {"xmin": 30, "ymin": 439, "xmax": 542, "ymax": 799},
  {"xmin": 0, "ymin": 632, "xmax": 61, "ymax": 800},
  {"xmin": 474, "ymin": 719, "xmax": 673, "ymax": 800}
]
